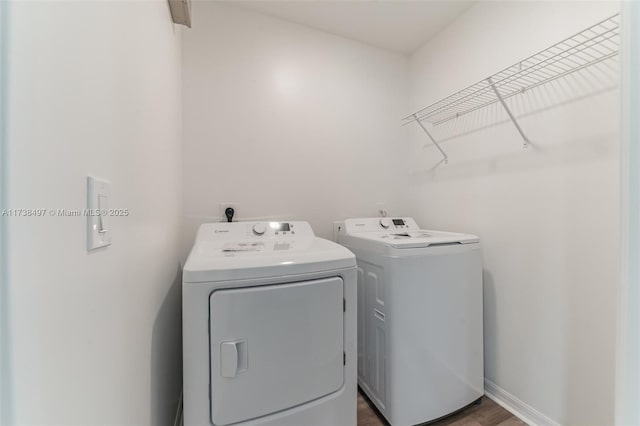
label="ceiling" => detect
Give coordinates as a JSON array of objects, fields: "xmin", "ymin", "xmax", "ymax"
[{"xmin": 230, "ymin": 1, "xmax": 475, "ymax": 55}]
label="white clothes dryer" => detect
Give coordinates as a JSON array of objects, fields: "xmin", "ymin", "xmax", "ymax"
[{"xmin": 183, "ymin": 221, "xmax": 357, "ymax": 426}]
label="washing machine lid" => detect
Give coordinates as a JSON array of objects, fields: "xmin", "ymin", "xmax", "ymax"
[
  {"xmin": 352, "ymin": 229, "xmax": 478, "ymax": 248},
  {"xmin": 184, "ymin": 222, "xmax": 355, "ymax": 283},
  {"xmin": 341, "ymin": 217, "xmax": 478, "ymax": 249}
]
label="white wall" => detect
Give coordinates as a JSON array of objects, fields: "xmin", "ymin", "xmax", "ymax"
[
  {"xmin": 2, "ymin": 1, "xmax": 624, "ymax": 425},
  {"xmin": 6, "ymin": 1, "xmax": 183, "ymax": 424},
  {"xmin": 0, "ymin": 0, "xmax": 9, "ymax": 423},
  {"xmin": 407, "ymin": 2, "xmax": 620, "ymax": 425},
  {"xmin": 181, "ymin": 2, "xmax": 412, "ymax": 251}
]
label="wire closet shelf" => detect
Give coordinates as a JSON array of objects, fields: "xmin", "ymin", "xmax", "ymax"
[{"xmin": 403, "ymin": 13, "xmax": 620, "ymax": 160}]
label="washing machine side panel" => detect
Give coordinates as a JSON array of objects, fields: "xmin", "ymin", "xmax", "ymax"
[
  {"xmin": 364, "ymin": 262, "xmax": 386, "ymax": 409},
  {"xmin": 349, "ymin": 252, "xmax": 388, "ymax": 416},
  {"xmin": 356, "ymin": 267, "xmax": 366, "ymax": 381},
  {"xmin": 387, "ymin": 247, "xmax": 484, "ymax": 425}
]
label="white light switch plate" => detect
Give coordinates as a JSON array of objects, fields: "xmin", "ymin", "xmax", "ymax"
[{"xmin": 87, "ymin": 176, "xmax": 112, "ymax": 251}]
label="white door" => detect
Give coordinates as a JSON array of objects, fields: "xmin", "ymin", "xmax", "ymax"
[
  {"xmin": 209, "ymin": 277, "xmax": 344, "ymax": 426},
  {"xmin": 619, "ymin": 3, "xmax": 640, "ymax": 424}
]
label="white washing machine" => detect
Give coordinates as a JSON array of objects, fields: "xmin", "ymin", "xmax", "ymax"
[
  {"xmin": 337, "ymin": 217, "xmax": 484, "ymax": 426},
  {"xmin": 183, "ymin": 221, "xmax": 357, "ymax": 426}
]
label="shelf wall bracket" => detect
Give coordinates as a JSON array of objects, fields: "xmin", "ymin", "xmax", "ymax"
[
  {"xmin": 413, "ymin": 114, "xmax": 448, "ymax": 164},
  {"xmin": 487, "ymin": 77, "xmax": 529, "ymax": 148}
]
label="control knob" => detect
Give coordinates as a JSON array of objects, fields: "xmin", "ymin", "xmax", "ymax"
[
  {"xmin": 379, "ymin": 219, "xmax": 391, "ymax": 229},
  {"xmin": 252, "ymin": 223, "xmax": 267, "ymax": 236}
]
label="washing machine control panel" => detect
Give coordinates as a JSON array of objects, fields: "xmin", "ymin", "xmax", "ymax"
[
  {"xmin": 343, "ymin": 217, "xmax": 420, "ymax": 234},
  {"xmin": 379, "ymin": 218, "xmax": 411, "ymax": 229}
]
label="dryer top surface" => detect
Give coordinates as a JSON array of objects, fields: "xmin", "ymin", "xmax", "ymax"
[{"xmin": 184, "ymin": 221, "xmax": 355, "ymax": 283}]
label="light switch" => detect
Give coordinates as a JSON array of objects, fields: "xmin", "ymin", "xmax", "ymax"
[{"xmin": 87, "ymin": 176, "xmax": 112, "ymax": 251}]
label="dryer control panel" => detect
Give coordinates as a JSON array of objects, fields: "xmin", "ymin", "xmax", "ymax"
[
  {"xmin": 196, "ymin": 221, "xmax": 315, "ymax": 242},
  {"xmin": 342, "ymin": 217, "xmax": 420, "ymax": 234}
]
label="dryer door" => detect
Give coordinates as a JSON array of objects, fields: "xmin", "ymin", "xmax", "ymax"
[{"xmin": 209, "ymin": 277, "xmax": 345, "ymax": 426}]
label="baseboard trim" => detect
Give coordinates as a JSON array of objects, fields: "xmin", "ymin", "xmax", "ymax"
[{"xmin": 484, "ymin": 379, "xmax": 561, "ymax": 426}]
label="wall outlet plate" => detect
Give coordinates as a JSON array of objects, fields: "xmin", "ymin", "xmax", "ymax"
[
  {"xmin": 332, "ymin": 221, "xmax": 345, "ymax": 242},
  {"xmin": 376, "ymin": 202, "xmax": 388, "ymax": 218},
  {"xmin": 219, "ymin": 203, "xmax": 239, "ymax": 222}
]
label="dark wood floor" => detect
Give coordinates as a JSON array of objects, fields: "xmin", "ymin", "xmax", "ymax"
[{"xmin": 357, "ymin": 390, "xmax": 527, "ymax": 426}]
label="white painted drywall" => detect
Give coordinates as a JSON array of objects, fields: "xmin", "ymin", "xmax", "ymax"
[
  {"xmin": 407, "ymin": 2, "xmax": 620, "ymax": 425},
  {"xmin": 5, "ymin": 1, "xmax": 183, "ymax": 424},
  {"xmin": 181, "ymin": 2, "xmax": 412, "ymax": 253},
  {"xmin": 0, "ymin": 1, "xmax": 9, "ymax": 423}
]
